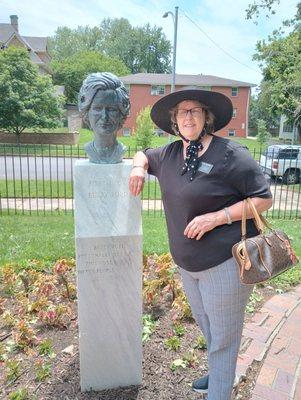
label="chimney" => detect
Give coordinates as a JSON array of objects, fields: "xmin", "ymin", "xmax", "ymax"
[{"xmin": 10, "ymin": 15, "xmax": 18, "ymax": 32}]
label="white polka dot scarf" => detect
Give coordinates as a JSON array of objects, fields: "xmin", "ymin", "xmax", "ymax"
[{"xmin": 181, "ymin": 130, "xmax": 206, "ymax": 181}]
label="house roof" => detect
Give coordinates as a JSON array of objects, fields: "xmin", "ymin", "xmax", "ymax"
[
  {"xmin": 120, "ymin": 73, "xmax": 256, "ymax": 87},
  {"xmin": 0, "ymin": 23, "xmax": 15, "ymax": 43},
  {"xmin": 0, "ymin": 18, "xmax": 52, "ymax": 74},
  {"xmin": 23, "ymin": 36, "xmax": 48, "ymax": 52},
  {"xmin": 4, "ymin": 32, "xmax": 44, "ymax": 64},
  {"xmin": 0, "ymin": 23, "xmax": 48, "ymax": 53}
]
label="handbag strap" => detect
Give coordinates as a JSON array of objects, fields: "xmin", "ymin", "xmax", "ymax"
[
  {"xmin": 246, "ymin": 198, "xmax": 265, "ymax": 233},
  {"xmin": 246, "ymin": 198, "xmax": 274, "ymax": 231},
  {"xmin": 241, "ymin": 197, "xmax": 275, "ymax": 240},
  {"xmin": 241, "ymin": 198, "xmax": 267, "ymax": 240},
  {"xmin": 241, "ymin": 200, "xmax": 251, "ymax": 270},
  {"xmin": 241, "ymin": 199, "xmax": 247, "ymax": 239}
]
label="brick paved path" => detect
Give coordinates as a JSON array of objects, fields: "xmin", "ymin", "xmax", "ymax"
[{"xmin": 236, "ymin": 284, "xmax": 301, "ymax": 399}]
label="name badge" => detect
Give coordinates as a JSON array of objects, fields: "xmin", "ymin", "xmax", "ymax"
[{"xmin": 198, "ymin": 162, "xmax": 213, "ymax": 174}]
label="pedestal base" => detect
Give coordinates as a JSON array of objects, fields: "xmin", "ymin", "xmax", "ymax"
[{"xmin": 74, "ymin": 160, "xmax": 142, "ymax": 391}]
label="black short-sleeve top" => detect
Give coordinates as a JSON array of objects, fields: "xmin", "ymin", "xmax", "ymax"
[{"xmin": 144, "ymin": 135, "xmax": 272, "ymax": 272}]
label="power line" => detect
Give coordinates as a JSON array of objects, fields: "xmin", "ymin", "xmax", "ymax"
[{"xmin": 181, "ymin": 9, "xmax": 260, "ymax": 74}]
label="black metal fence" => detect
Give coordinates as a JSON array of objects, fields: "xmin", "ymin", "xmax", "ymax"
[{"xmin": 0, "ymin": 143, "xmax": 300, "ymax": 218}]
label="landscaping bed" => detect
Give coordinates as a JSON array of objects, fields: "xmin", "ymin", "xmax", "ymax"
[{"xmin": 0, "ymin": 255, "xmax": 279, "ymax": 400}]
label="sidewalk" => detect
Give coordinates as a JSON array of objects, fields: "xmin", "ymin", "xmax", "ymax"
[
  {"xmin": 0, "ymin": 193, "xmax": 300, "ymax": 212},
  {"xmin": 236, "ymin": 284, "xmax": 301, "ymax": 399},
  {"xmin": 0, "ymin": 198, "xmax": 164, "ymax": 211}
]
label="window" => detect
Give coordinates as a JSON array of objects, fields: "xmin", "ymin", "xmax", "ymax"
[
  {"xmin": 124, "ymin": 84, "xmax": 130, "ymax": 94},
  {"xmin": 228, "ymin": 129, "xmax": 236, "ymax": 137},
  {"xmin": 122, "ymin": 128, "xmax": 131, "ymax": 137},
  {"xmin": 231, "ymin": 87, "xmax": 238, "ymax": 97},
  {"xmin": 283, "ymin": 123, "xmax": 293, "ymax": 133},
  {"xmin": 151, "ymin": 85, "xmax": 165, "ymax": 95},
  {"xmin": 232, "ymin": 108, "xmax": 237, "ymax": 118},
  {"xmin": 278, "ymin": 149, "xmax": 299, "ymax": 160},
  {"xmin": 264, "ymin": 146, "xmax": 300, "ymax": 160}
]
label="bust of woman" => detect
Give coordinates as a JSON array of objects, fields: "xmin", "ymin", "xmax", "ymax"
[{"xmin": 78, "ymin": 72, "xmax": 130, "ymax": 164}]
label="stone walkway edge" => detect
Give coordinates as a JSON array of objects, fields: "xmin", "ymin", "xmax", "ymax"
[
  {"xmin": 0, "ymin": 198, "xmax": 165, "ymax": 211},
  {"xmin": 0, "ymin": 198, "xmax": 299, "ymax": 212},
  {"xmin": 236, "ymin": 284, "xmax": 301, "ymax": 400}
]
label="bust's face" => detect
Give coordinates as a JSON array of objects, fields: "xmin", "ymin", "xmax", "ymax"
[{"xmin": 87, "ymin": 89, "xmax": 121, "ymax": 136}]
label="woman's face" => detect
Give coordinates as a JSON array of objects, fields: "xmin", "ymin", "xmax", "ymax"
[
  {"xmin": 87, "ymin": 90, "xmax": 121, "ymax": 137},
  {"xmin": 175, "ymin": 100, "xmax": 205, "ymax": 141}
]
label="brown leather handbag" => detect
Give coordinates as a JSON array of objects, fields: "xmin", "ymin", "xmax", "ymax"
[{"xmin": 232, "ymin": 198, "xmax": 299, "ymax": 285}]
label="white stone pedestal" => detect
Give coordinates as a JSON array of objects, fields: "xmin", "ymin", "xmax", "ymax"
[{"xmin": 74, "ymin": 159, "xmax": 142, "ymax": 391}]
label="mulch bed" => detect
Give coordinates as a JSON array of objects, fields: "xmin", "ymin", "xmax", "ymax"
[{"xmin": 0, "ymin": 261, "xmax": 277, "ymax": 400}]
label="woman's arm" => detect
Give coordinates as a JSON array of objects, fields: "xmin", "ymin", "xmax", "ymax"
[
  {"xmin": 184, "ymin": 197, "xmax": 273, "ymax": 240},
  {"xmin": 129, "ymin": 151, "xmax": 149, "ymax": 196}
]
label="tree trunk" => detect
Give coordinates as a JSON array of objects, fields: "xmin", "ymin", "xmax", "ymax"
[{"xmin": 15, "ymin": 131, "xmax": 21, "ymax": 145}]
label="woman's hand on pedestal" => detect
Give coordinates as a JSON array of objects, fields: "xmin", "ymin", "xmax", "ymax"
[{"xmin": 129, "ymin": 167, "xmax": 145, "ymax": 196}]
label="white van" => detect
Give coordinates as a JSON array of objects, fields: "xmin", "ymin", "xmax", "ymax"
[{"xmin": 259, "ymin": 145, "xmax": 301, "ymax": 184}]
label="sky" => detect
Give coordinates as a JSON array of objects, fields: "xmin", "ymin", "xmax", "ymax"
[{"xmin": 0, "ymin": 0, "xmax": 297, "ymax": 87}]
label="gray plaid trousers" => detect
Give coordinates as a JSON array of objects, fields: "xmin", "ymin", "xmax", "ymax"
[{"xmin": 179, "ymin": 257, "xmax": 253, "ymax": 400}]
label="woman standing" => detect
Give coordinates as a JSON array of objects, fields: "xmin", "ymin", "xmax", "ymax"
[{"xmin": 129, "ymin": 89, "xmax": 272, "ymax": 400}]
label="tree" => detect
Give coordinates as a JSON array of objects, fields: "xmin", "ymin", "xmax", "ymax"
[
  {"xmin": 256, "ymin": 119, "xmax": 271, "ymax": 144},
  {"xmin": 246, "ymin": 0, "xmax": 281, "ymax": 21},
  {"xmin": 0, "ymin": 47, "xmax": 64, "ymax": 139},
  {"xmin": 51, "ymin": 50, "xmax": 130, "ymax": 103},
  {"xmin": 253, "ymin": 28, "xmax": 301, "ymax": 136},
  {"xmin": 249, "ymin": 85, "xmax": 280, "ymax": 135},
  {"xmin": 134, "ymin": 106, "xmax": 154, "ymax": 149},
  {"xmin": 48, "ymin": 26, "xmax": 102, "ymax": 61},
  {"xmin": 100, "ymin": 19, "xmax": 172, "ymax": 73},
  {"xmin": 49, "ymin": 18, "xmax": 172, "ymax": 74},
  {"xmin": 249, "ymin": 2, "xmax": 301, "ymax": 139}
]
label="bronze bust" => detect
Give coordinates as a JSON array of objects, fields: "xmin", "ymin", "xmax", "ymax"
[{"xmin": 78, "ymin": 72, "xmax": 130, "ymax": 164}]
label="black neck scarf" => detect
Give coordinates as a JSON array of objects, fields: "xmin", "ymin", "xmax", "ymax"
[{"xmin": 180, "ymin": 129, "xmax": 206, "ymax": 181}]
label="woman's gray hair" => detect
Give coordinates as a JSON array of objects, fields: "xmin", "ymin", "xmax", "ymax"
[
  {"xmin": 78, "ymin": 72, "xmax": 130, "ymax": 129},
  {"xmin": 169, "ymin": 101, "xmax": 215, "ymax": 135}
]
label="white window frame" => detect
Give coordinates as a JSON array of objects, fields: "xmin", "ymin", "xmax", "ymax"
[
  {"xmin": 151, "ymin": 85, "xmax": 165, "ymax": 96},
  {"xmin": 228, "ymin": 129, "xmax": 236, "ymax": 137},
  {"xmin": 232, "ymin": 108, "xmax": 237, "ymax": 118},
  {"xmin": 231, "ymin": 87, "xmax": 238, "ymax": 97}
]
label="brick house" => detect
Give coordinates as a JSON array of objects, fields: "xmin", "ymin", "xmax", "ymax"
[
  {"xmin": 120, "ymin": 73, "xmax": 256, "ymax": 138},
  {"xmin": 0, "ymin": 15, "xmax": 52, "ymax": 75}
]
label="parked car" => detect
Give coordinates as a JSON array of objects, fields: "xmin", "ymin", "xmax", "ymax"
[{"xmin": 259, "ymin": 145, "xmax": 301, "ymax": 184}]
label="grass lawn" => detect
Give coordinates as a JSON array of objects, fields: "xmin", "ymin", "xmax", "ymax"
[
  {"xmin": 0, "ymin": 130, "xmax": 265, "ymax": 158},
  {"xmin": 0, "ymin": 179, "xmax": 162, "ymax": 199},
  {"xmin": 0, "ymin": 179, "xmax": 74, "ymax": 198},
  {"xmin": 78, "ymin": 129, "xmax": 171, "ymax": 148},
  {"xmin": 232, "ymin": 137, "xmax": 266, "ymax": 156},
  {"xmin": 0, "ymin": 211, "xmax": 169, "ymax": 268},
  {"xmin": 0, "ymin": 212, "xmax": 300, "ymax": 289},
  {"xmin": 0, "ymin": 130, "xmax": 171, "ymax": 157}
]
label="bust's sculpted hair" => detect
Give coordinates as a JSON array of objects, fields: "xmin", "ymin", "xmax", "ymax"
[{"xmin": 78, "ymin": 72, "xmax": 130, "ymax": 130}]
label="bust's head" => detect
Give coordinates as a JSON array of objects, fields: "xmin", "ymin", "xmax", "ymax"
[{"xmin": 78, "ymin": 72, "xmax": 130, "ymax": 138}]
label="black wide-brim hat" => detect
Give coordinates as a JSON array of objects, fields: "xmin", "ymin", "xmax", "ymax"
[{"xmin": 150, "ymin": 89, "xmax": 233, "ymax": 135}]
